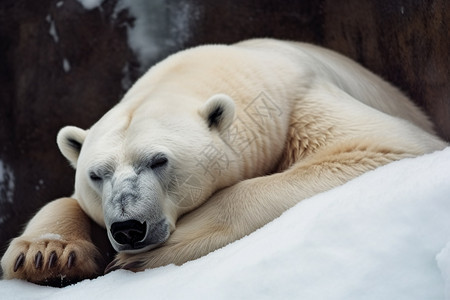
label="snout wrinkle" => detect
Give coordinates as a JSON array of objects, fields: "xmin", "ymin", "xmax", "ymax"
[{"xmin": 111, "ymin": 193, "xmax": 137, "ymax": 217}]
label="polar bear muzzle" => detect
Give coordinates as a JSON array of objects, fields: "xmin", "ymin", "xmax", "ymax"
[
  {"xmin": 101, "ymin": 163, "xmax": 172, "ymax": 253},
  {"xmin": 108, "ymin": 218, "xmax": 170, "ymax": 253},
  {"xmin": 110, "ymin": 220, "xmax": 147, "ymax": 246}
]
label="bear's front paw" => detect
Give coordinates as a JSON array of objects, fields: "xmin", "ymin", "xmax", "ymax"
[{"xmin": 1, "ymin": 234, "xmax": 102, "ymax": 287}]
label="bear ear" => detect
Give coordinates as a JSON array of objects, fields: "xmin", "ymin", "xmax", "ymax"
[
  {"xmin": 199, "ymin": 94, "xmax": 235, "ymax": 133},
  {"xmin": 57, "ymin": 126, "xmax": 88, "ymax": 168}
]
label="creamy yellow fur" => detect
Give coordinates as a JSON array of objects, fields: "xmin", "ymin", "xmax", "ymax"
[
  {"xmin": 1, "ymin": 198, "xmax": 101, "ymax": 284},
  {"xmin": 1, "ymin": 39, "xmax": 447, "ymax": 283}
]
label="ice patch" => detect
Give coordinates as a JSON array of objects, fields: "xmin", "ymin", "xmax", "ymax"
[
  {"xmin": 45, "ymin": 14, "xmax": 59, "ymax": 43},
  {"xmin": 63, "ymin": 58, "xmax": 71, "ymax": 73},
  {"xmin": 115, "ymin": 0, "xmax": 200, "ymax": 71},
  {"xmin": 77, "ymin": 0, "xmax": 104, "ymax": 10},
  {"xmin": 0, "ymin": 160, "xmax": 15, "ymax": 204}
]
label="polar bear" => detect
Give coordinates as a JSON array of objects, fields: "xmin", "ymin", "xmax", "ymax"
[{"xmin": 1, "ymin": 39, "xmax": 447, "ymax": 285}]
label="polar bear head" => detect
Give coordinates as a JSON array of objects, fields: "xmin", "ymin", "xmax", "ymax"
[{"xmin": 56, "ymin": 93, "xmax": 236, "ymax": 253}]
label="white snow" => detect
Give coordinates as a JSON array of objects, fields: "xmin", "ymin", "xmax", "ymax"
[
  {"xmin": 438, "ymin": 242, "xmax": 450, "ymax": 300},
  {"xmin": 46, "ymin": 15, "xmax": 59, "ymax": 43},
  {"xmin": 0, "ymin": 160, "xmax": 15, "ymax": 203},
  {"xmin": 37, "ymin": 233, "xmax": 63, "ymax": 241},
  {"xmin": 114, "ymin": 0, "xmax": 199, "ymax": 71},
  {"xmin": 63, "ymin": 58, "xmax": 71, "ymax": 73},
  {"xmin": 1, "ymin": 147, "xmax": 450, "ymax": 299},
  {"xmin": 77, "ymin": 0, "xmax": 104, "ymax": 10}
]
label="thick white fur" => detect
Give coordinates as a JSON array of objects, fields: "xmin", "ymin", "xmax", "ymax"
[{"xmin": 1, "ymin": 39, "xmax": 447, "ymax": 283}]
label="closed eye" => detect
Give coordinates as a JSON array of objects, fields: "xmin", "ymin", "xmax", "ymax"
[
  {"xmin": 89, "ymin": 172, "xmax": 102, "ymax": 182},
  {"xmin": 151, "ymin": 156, "xmax": 168, "ymax": 169}
]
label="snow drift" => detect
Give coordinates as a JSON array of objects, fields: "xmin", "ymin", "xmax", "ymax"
[{"xmin": 1, "ymin": 147, "xmax": 450, "ymax": 299}]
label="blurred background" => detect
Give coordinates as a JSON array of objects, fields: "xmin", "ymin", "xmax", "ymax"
[{"xmin": 0, "ymin": 0, "xmax": 449, "ymax": 259}]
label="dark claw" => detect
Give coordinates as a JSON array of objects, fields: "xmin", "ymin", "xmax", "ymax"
[
  {"xmin": 104, "ymin": 259, "xmax": 120, "ymax": 274},
  {"xmin": 14, "ymin": 253, "xmax": 25, "ymax": 272},
  {"xmin": 34, "ymin": 251, "xmax": 43, "ymax": 269},
  {"xmin": 48, "ymin": 251, "xmax": 57, "ymax": 268},
  {"xmin": 67, "ymin": 252, "xmax": 75, "ymax": 269}
]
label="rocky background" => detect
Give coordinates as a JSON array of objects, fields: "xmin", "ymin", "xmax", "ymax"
[{"xmin": 0, "ymin": 0, "xmax": 449, "ymax": 261}]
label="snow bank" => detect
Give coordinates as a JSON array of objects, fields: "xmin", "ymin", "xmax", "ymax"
[
  {"xmin": 438, "ymin": 243, "xmax": 450, "ymax": 299},
  {"xmin": 1, "ymin": 147, "xmax": 450, "ymax": 299}
]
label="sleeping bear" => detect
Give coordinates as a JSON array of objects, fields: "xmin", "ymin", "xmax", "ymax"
[{"xmin": 2, "ymin": 39, "xmax": 447, "ymax": 285}]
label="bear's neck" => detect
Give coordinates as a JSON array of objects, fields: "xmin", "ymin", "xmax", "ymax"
[{"xmin": 218, "ymin": 92, "xmax": 291, "ymax": 182}]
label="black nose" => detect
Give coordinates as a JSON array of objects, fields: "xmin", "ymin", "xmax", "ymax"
[{"xmin": 110, "ymin": 220, "xmax": 147, "ymax": 247}]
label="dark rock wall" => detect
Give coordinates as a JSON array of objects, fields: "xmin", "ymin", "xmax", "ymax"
[
  {"xmin": 0, "ymin": 0, "xmax": 136, "ymax": 255},
  {"xmin": 0, "ymin": 0, "xmax": 448, "ymax": 258}
]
